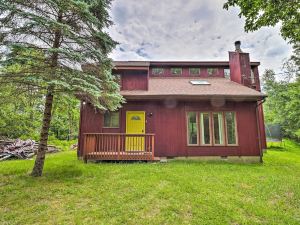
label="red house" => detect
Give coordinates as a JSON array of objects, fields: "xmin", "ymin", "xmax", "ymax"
[{"xmin": 78, "ymin": 42, "xmax": 267, "ymax": 162}]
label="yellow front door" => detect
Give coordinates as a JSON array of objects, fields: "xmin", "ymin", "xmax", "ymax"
[{"xmin": 126, "ymin": 111, "xmax": 145, "ymax": 151}]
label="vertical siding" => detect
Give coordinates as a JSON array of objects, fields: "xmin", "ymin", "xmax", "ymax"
[
  {"xmin": 121, "ymin": 70, "xmax": 148, "ymax": 90},
  {"xmin": 78, "ymin": 103, "xmax": 103, "ymax": 156},
  {"xmin": 78, "ymin": 100, "xmax": 262, "ymax": 157},
  {"xmin": 229, "ymin": 52, "xmax": 243, "ymax": 84}
]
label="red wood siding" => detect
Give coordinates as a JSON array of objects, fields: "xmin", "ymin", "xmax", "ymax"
[
  {"xmin": 121, "ymin": 70, "xmax": 148, "ymax": 90},
  {"xmin": 78, "ymin": 100, "xmax": 262, "ymax": 158},
  {"xmin": 229, "ymin": 52, "xmax": 251, "ymax": 86}
]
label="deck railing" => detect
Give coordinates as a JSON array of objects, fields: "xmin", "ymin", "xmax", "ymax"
[{"xmin": 83, "ymin": 133, "xmax": 155, "ymax": 161}]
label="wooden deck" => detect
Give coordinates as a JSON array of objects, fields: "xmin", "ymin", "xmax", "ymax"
[{"xmin": 83, "ymin": 133, "xmax": 155, "ymax": 162}]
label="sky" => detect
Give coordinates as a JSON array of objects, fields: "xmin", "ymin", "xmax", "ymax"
[{"xmin": 108, "ymin": 0, "xmax": 293, "ymax": 74}]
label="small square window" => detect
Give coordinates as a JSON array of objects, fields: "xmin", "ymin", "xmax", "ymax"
[
  {"xmin": 104, "ymin": 111, "xmax": 119, "ymax": 128},
  {"xmin": 171, "ymin": 68, "xmax": 182, "ymax": 75},
  {"xmin": 189, "ymin": 68, "xmax": 200, "ymax": 75},
  {"xmin": 207, "ymin": 68, "xmax": 217, "ymax": 76},
  {"xmin": 152, "ymin": 68, "xmax": 164, "ymax": 75}
]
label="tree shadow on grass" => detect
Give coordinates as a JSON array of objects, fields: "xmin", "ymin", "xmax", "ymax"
[
  {"xmin": 42, "ymin": 165, "xmax": 83, "ymax": 181},
  {"xmin": 267, "ymin": 145, "xmax": 286, "ymax": 151}
]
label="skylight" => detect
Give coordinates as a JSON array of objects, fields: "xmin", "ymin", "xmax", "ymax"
[{"xmin": 190, "ymin": 80, "xmax": 210, "ymax": 85}]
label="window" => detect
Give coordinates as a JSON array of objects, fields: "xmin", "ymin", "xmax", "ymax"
[
  {"xmin": 213, "ymin": 113, "xmax": 224, "ymax": 145},
  {"xmin": 104, "ymin": 111, "xmax": 119, "ymax": 128},
  {"xmin": 186, "ymin": 111, "xmax": 237, "ymax": 146},
  {"xmin": 171, "ymin": 68, "xmax": 182, "ymax": 75},
  {"xmin": 207, "ymin": 68, "xmax": 217, "ymax": 76},
  {"xmin": 200, "ymin": 113, "xmax": 211, "ymax": 145},
  {"xmin": 224, "ymin": 69, "xmax": 230, "ymax": 79},
  {"xmin": 225, "ymin": 112, "xmax": 237, "ymax": 145},
  {"xmin": 250, "ymin": 69, "xmax": 255, "ymax": 84},
  {"xmin": 189, "ymin": 68, "xmax": 200, "ymax": 75},
  {"xmin": 152, "ymin": 68, "xmax": 164, "ymax": 75},
  {"xmin": 187, "ymin": 112, "xmax": 198, "ymax": 145},
  {"xmin": 131, "ymin": 115, "xmax": 141, "ymax": 120}
]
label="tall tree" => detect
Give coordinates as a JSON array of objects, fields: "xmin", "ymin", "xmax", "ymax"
[
  {"xmin": 223, "ymin": 0, "xmax": 300, "ymax": 44},
  {"xmin": 0, "ymin": 0, "xmax": 124, "ymax": 176}
]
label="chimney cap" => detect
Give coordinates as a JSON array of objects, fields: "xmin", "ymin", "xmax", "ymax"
[
  {"xmin": 235, "ymin": 40, "xmax": 241, "ymax": 45},
  {"xmin": 234, "ymin": 41, "xmax": 242, "ymax": 52}
]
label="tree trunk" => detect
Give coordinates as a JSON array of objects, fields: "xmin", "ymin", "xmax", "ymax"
[
  {"xmin": 31, "ymin": 10, "xmax": 62, "ymax": 177},
  {"xmin": 31, "ymin": 87, "xmax": 54, "ymax": 177}
]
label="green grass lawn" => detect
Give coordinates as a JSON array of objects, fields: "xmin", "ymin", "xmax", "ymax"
[{"xmin": 1, "ymin": 141, "xmax": 300, "ymax": 225}]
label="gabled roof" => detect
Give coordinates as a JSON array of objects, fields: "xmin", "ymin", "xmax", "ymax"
[{"xmin": 120, "ymin": 77, "xmax": 266, "ymax": 101}]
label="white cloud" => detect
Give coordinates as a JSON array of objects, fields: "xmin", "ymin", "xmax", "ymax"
[{"xmin": 108, "ymin": 0, "xmax": 292, "ymax": 74}]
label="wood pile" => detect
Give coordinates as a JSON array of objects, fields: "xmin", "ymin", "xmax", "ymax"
[{"xmin": 0, "ymin": 138, "xmax": 60, "ymax": 161}]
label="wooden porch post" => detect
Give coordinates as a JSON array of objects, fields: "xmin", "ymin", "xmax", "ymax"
[{"xmin": 83, "ymin": 134, "xmax": 87, "ymax": 163}]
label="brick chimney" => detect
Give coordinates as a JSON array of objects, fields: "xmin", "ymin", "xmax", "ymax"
[{"xmin": 229, "ymin": 41, "xmax": 252, "ymax": 87}]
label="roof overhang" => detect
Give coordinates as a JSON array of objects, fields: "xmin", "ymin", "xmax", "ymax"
[
  {"xmin": 122, "ymin": 94, "xmax": 266, "ymax": 101},
  {"xmin": 112, "ymin": 61, "xmax": 260, "ymax": 67},
  {"xmin": 113, "ymin": 66, "xmax": 149, "ymax": 71}
]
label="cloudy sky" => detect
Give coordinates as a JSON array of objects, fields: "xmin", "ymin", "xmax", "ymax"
[{"xmin": 108, "ymin": 0, "xmax": 292, "ymax": 74}]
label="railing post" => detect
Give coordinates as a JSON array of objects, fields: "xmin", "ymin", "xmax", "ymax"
[
  {"xmin": 151, "ymin": 135, "xmax": 155, "ymax": 160},
  {"xmin": 117, "ymin": 134, "xmax": 121, "ymax": 160}
]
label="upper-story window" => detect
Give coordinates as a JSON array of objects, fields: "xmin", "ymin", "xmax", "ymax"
[
  {"xmin": 207, "ymin": 68, "xmax": 218, "ymax": 76},
  {"xmin": 171, "ymin": 68, "xmax": 182, "ymax": 75},
  {"xmin": 224, "ymin": 69, "xmax": 230, "ymax": 79},
  {"xmin": 189, "ymin": 68, "xmax": 201, "ymax": 76},
  {"xmin": 152, "ymin": 68, "xmax": 164, "ymax": 75},
  {"xmin": 250, "ymin": 69, "xmax": 255, "ymax": 84}
]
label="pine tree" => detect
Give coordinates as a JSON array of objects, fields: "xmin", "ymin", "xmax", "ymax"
[{"xmin": 0, "ymin": 0, "xmax": 124, "ymax": 176}]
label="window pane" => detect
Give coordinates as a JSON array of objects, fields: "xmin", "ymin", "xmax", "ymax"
[
  {"xmin": 250, "ymin": 69, "xmax": 255, "ymax": 84},
  {"xmin": 207, "ymin": 68, "xmax": 217, "ymax": 76},
  {"xmin": 213, "ymin": 113, "xmax": 224, "ymax": 145},
  {"xmin": 189, "ymin": 68, "xmax": 200, "ymax": 75},
  {"xmin": 152, "ymin": 68, "xmax": 164, "ymax": 75},
  {"xmin": 224, "ymin": 69, "xmax": 230, "ymax": 79},
  {"xmin": 171, "ymin": 68, "xmax": 182, "ymax": 75},
  {"xmin": 111, "ymin": 112, "xmax": 119, "ymax": 127},
  {"xmin": 225, "ymin": 112, "xmax": 237, "ymax": 144},
  {"xmin": 104, "ymin": 112, "xmax": 119, "ymax": 127},
  {"xmin": 201, "ymin": 113, "xmax": 211, "ymax": 144},
  {"xmin": 187, "ymin": 112, "xmax": 198, "ymax": 145}
]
